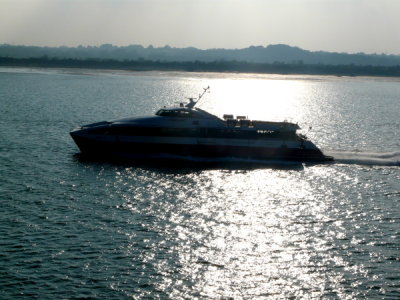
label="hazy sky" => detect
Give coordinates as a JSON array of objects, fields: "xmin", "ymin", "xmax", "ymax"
[{"xmin": 1, "ymin": 0, "xmax": 399, "ymax": 54}]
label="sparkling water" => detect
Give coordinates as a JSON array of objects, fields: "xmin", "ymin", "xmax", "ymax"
[{"xmin": 1, "ymin": 68, "xmax": 399, "ymax": 299}]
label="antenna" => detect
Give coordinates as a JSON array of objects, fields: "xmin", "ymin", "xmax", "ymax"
[
  {"xmin": 185, "ymin": 86, "xmax": 210, "ymax": 109},
  {"xmin": 198, "ymin": 86, "xmax": 210, "ymax": 101}
]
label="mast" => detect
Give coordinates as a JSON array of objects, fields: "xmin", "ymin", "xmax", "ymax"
[{"xmin": 185, "ymin": 86, "xmax": 210, "ymax": 109}]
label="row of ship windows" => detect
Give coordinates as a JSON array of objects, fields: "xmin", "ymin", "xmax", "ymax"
[{"xmin": 89, "ymin": 126, "xmax": 299, "ymax": 139}]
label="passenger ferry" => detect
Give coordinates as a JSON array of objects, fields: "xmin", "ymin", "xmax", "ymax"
[{"xmin": 70, "ymin": 87, "xmax": 333, "ymax": 163}]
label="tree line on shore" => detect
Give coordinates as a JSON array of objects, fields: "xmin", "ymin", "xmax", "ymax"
[
  {"xmin": 2, "ymin": 43, "xmax": 400, "ymax": 66},
  {"xmin": 1, "ymin": 56, "xmax": 400, "ymax": 77}
]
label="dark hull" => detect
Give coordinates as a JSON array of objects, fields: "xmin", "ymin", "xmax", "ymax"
[{"xmin": 71, "ymin": 134, "xmax": 333, "ymax": 163}]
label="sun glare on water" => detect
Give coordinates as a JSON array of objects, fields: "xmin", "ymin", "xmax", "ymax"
[
  {"xmin": 198, "ymin": 77, "xmax": 309, "ymax": 123},
  {"xmin": 118, "ymin": 165, "xmax": 349, "ymax": 299}
]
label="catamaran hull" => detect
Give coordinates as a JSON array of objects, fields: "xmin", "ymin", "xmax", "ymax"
[{"xmin": 71, "ymin": 132, "xmax": 333, "ymax": 163}]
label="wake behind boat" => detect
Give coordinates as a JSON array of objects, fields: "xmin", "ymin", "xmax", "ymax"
[{"xmin": 70, "ymin": 87, "xmax": 333, "ymax": 164}]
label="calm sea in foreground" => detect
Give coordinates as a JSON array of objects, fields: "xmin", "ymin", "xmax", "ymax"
[{"xmin": 1, "ymin": 67, "xmax": 399, "ymax": 299}]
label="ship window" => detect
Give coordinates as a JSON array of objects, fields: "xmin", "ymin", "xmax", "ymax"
[{"xmin": 156, "ymin": 109, "xmax": 193, "ymax": 118}]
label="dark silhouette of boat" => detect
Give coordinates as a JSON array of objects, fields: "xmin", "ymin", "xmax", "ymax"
[{"xmin": 70, "ymin": 87, "xmax": 333, "ymax": 163}]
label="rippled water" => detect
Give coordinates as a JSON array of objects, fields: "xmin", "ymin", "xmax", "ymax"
[{"xmin": 1, "ymin": 68, "xmax": 399, "ymax": 299}]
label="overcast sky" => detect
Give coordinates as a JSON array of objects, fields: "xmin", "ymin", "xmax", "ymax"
[{"xmin": 1, "ymin": 0, "xmax": 399, "ymax": 54}]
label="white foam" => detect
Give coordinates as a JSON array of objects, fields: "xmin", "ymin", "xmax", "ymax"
[{"xmin": 327, "ymin": 150, "xmax": 400, "ymax": 166}]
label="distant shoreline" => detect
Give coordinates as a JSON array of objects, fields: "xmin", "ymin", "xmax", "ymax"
[{"xmin": 1, "ymin": 56, "xmax": 400, "ymax": 77}]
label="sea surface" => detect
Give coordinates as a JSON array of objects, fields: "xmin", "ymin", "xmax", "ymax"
[{"xmin": 0, "ymin": 67, "xmax": 399, "ymax": 299}]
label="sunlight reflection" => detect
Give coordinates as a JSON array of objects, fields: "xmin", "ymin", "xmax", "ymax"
[
  {"xmin": 199, "ymin": 78, "xmax": 309, "ymax": 123},
  {"xmin": 161, "ymin": 169, "xmax": 332, "ymax": 298},
  {"xmin": 107, "ymin": 163, "xmax": 372, "ymax": 299}
]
